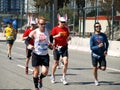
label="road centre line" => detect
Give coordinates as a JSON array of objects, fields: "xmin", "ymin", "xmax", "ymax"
[
  {"xmin": 17, "ymin": 64, "xmax": 33, "ymax": 72},
  {"xmin": 107, "ymin": 67, "xmax": 120, "ymax": 72},
  {"xmin": 17, "ymin": 64, "xmax": 120, "ymax": 73}
]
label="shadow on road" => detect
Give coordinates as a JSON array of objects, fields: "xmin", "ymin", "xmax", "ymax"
[
  {"xmin": 68, "ymin": 67, "xmax": 92, "ymax": 70},
  {"xmin": 0, "ymin": 40, "xmax": 6, "ymax": 42},
  {"xmin": 100, "ymin": 81, "xmax": 120, "ymax": 86}
]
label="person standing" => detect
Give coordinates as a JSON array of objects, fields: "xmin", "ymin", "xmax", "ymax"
[
  {"xmin": 50, "ymin": 14, "xmax": 71, "ymax": 85},
  {"xmin": 90, "ymin": 22, "xmax": 109, "ymax": 86},
  {"xmin": 25, "ymin": 16, "xmax": 52, "ymax": 90},
  {"xmin": 22, "ymin": 21, "xmax": 36, "ymax": 75},
  {"xmin": 3, "ymin": 22, "xmax": 16, "ymax": 60}
]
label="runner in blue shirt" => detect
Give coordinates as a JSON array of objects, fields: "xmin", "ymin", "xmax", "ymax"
[{"xmin": 90, "ymin": 22, "xmax": 109, "ymax": 86}]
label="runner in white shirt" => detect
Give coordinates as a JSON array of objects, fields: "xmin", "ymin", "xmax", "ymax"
[{"xmin": 25, "ymin": 17, "xmax": 53, "ymax": 90}]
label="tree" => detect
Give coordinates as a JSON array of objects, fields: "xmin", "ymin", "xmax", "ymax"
[{"xmin": 33, "ymin": 0, "xmax": 50, "ymax": 13}]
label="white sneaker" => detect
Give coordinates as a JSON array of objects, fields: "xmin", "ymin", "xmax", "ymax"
[
  {"xmin": 60, "ymin": 77, "xmax": 68, "ymax": 85},
  {"xmin": 57, "ymin": 65, "xmax": 60, "ymax": 69},
  {"xmin": 60, "ymin": 62, "xmax": 64, "ymax": 67},
  {"xmin": 50, "ymin": 75, "xmax": 55, "ymax": 84},
  {"xmin": 94, "ymin": 80, "xmax": 99, "ymax": 86}
]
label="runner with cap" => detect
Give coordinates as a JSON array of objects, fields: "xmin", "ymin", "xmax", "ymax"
[
  {"xmin": 22, "ymin": 21, "xmax": 36, "ymax": 75},
  {"xmin": 50, "ymin": 14, "xmax": 71, "ymax": 85}
]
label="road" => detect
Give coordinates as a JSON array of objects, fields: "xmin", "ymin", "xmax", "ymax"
[{"xmin": 0, "ymin": 40, "xmax": 120, "ymax": 90}]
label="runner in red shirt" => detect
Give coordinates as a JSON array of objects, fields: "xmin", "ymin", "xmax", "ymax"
[
  {"xmin": 22, "ymin": 21, "xmax": 36, "ymax": 75},
  {"xmin": 50, "ymin": 14, "xmax": 71, "ymax": 85}
]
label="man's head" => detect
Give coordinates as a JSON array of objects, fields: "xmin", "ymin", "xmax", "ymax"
[
  {"xmin": 94, "ymin": 22, "xmax": 101, "ymax": 33},
  {"xmin": 57, "ymin": 13, "xmax": 67, "ymax": 27},
  {"xmin": 7, "ymin": 22, "xmax": 12, "ymax": 27},
  {"xmin": 30, "ymin": 21, "xmax": 36, "ymax": 29},
  {"xmin": 38, "ymin": 16, "xmax": 46, "ymax": 30}
]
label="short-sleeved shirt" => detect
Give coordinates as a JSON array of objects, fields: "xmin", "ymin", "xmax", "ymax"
[
  {"xmin": 51, "ymin": 26, "xmax": 69, "ymax": 46},
  {"xmin": 23, "ymin": 28, "xmax": 34, "ymax": 45},
  {"xmin": 5, "ymin": 27, "xmax": 14, "ymax": 40}
]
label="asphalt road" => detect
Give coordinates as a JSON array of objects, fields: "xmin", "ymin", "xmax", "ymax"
[{"xmin": 0, "ymin": 40, "xmax": 120, "ymax": 90}]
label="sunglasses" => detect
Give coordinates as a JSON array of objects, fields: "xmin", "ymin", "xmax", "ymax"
[
  {"xmin": 39, "ymin": 23, "xmax": 46, "ymax": 25},
  {"xmin": 95, "ymin": 26, "xmax": 101, "ymax": 28},
  {"xmin": 61, "ymin": 21, "xmax": 66, "ymax": 23}
]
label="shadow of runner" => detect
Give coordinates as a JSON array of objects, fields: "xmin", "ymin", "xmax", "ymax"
[
  {"xmin": 68, "ymin": 67, "xmax": 92, "ymax": 70},
  {"xmin": 0, "ymin": 40, "xmax": 6, "ymax": 42},
  {"xmin": 100, "ymin": 81, "xmax": 120, "ymax": 86}
]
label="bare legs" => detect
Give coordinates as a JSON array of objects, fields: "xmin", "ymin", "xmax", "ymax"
[{"xmin": 7, "ymin": 44, "xmax": 13, "ymax": 59}]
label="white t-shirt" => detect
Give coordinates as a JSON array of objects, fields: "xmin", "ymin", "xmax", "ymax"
[{"xmin": 33, "ymin": 28, "xmax": 49, "ymax": 55}]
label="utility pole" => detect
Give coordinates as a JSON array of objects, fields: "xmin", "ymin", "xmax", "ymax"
[
  {"xmin": 95, "ymin": 0, "xmax": 98, "ymax": 23},
  {"xmin": 111, "ymin": 0, "xmax": 114, "ymax": 40},
  {"xmin": 80, "ymin": 0, "xmax": 85, "ymax": 37},
  {"xmin": 53, "ymin": 0, "xmax": 58, "ymax": 27}
]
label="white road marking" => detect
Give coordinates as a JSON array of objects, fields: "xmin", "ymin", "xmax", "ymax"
[
  {"xmin": 17, "ymin": 64, "xmax": 120, "ymax": 74},
  {"xmin": 107, "ymin": 67, "xmax": 120, "ymax": 72},
  {"xmin": 16, "ymin": 47, "xmax": 25, "ymax": 50},
  {"xmin": 17, "ymin": 64, "xmax": 33, "ymax": 71}
]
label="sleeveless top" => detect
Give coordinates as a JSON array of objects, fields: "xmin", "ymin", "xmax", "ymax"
[
  {"xmin": 5, "ymin": 27, "xmax": 14, "ymax": 40},
  {"xmin": 33, "ymin": 28, "xmax": 49, "ymax": 55}
]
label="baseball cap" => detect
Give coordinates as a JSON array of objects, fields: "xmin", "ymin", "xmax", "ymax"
[{"xmin": 59, "ymin": 17, "xmax": 67, "ymax": 22}]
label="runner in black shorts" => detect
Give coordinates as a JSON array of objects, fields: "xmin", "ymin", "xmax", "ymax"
[
  {"xmin": 50, "ymin": 14, "xmax": 71, "ymax": 85},
  {"xmin": 32, "ymin": 53, "xmax": 49, "ymax": 67},
  {"xmin": 3, "ymin": 22, "xmax": 16, "ymax": 60},
  {"xmin": 25, "ymin": 17, "xmax": 52, "ymax": 90},
  {"xmin": 92, "ymin": 55, "xmax": 106, "ymax": 67},
  {"xmin": 90, "ymin": 22, "xmax": 109, "ymax": 86},
  {"xmin": 53, "ymin": 45, "xmax": 68, "ymax": 61},
  {"xmin": 22, "ymin": 22, "xmax": 36, "ymax": 75}
]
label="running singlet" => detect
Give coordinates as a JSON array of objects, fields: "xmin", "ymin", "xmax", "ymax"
[
  {"xmin": 33, "ymin": 28, "xmax": 49, "ymax": 55},
  {"xmin": 5, "ymin": 27, "xmax": 14, "ymax": 40}
]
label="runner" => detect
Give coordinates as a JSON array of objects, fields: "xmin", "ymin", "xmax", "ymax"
[
  {"xmin": 25, "ymin": 16, "xmax": 52, "ymax": 90},
  {"xmin": 22, "ymin": 21, "xmax": 36, "ymax": 75},
  {"xmin": 90, "ymin": 22, "xmax": 109, "ymax": 86},
  {"xmin": 3, "ymin": 22, "xmax": 16, "ymax": 60},
  {"xmin": 50, "ymin": 14, "xmax": 71, "ymax": 85}
]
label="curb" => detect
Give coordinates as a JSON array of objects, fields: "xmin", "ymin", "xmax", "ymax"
[{"xmin": 0, "ymin": 33, "xmax": 120, "ymax": 57}]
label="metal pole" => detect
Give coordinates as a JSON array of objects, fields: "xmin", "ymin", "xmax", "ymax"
[
  {"xmin": 53, "ymin": 0, "xmax": 57, "ymax": 26},
  {"xmin": 82, "ymin": 7, "xmax": 85, "ymax": 37},
  {"xmin": 50, "ymin": 0, "xmax": 53, "ymax": 28},
  {"xmin": 73, "ymin": 0, "xmax": 75, "ymax": 35},
  {"xmin": 111, "ymin": 0, "xmax": 114, "ymax": 40},
  {"xmin": 95, "ymin": 0, "xmax": 97, "ymax": 23}
]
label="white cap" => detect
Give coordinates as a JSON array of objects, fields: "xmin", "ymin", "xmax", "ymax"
[
  {"xmin": 30, "ymin": 21, "xmax": 36, "ymax": 24},
  {"xmin": 59, "ymin": 17, "xmax": 67, "ymax": 22}
]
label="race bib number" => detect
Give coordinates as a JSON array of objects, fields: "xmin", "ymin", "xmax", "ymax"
[
  {"xmin": 8, "ymin": 36, "xmax": 13, "ymax": 39},
  {"xmin": 38, "ymin": 43, "xmax": 48, "ymax": 51}
]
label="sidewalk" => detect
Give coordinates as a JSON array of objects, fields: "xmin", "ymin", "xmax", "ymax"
[{"xmin": 0, "ymin": 33, "xmax": 120, "ymax": 57}]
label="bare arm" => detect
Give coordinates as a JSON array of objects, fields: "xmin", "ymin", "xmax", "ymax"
[{"xmin": 3, "ymin": 28, "xmax": 6, "ymax": 37}]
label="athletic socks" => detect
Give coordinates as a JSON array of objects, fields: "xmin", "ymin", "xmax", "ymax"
[
  {"xmin": 33, "ymin": 77, "xmax": 39, "ymax": 88},
  {"xmin": 40, "ymin": 73, "xmax": 46, "ymax": 79}
]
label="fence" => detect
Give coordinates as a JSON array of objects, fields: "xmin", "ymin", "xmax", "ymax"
[{"xmin": 0, "ymin": 2, "xmax": 120, "ymax": 40}]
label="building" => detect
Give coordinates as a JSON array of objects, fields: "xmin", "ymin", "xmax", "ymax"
[{"xmin": 0, "ymin": 0, "xmax": 25, "ymax": 14}]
